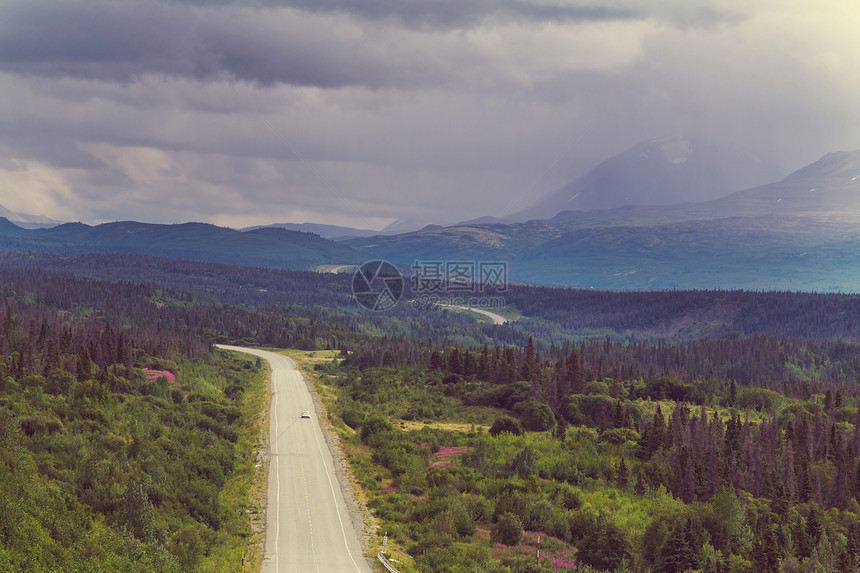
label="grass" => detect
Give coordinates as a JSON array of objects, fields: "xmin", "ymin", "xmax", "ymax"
[
  {"xmin": 198, "ymin": 356, "xmax": 271, "ymax": 573},
  {"xmin": 399, "ymin": 420, "xmax": 489, "ymax": 433}
]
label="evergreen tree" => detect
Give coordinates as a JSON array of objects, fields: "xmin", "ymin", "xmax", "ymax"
[
  {"xmin": 659, "ymin": 518, "xmax": 699, "ymax": 573},
  {"xmin": 616, "ymin": 458, "xmax": 629, "ymax": 490}
]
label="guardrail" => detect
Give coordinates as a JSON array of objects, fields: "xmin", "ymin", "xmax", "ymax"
[{"xmin": 377, "ymin": 552, "xmax": 401, "ymax": 573}]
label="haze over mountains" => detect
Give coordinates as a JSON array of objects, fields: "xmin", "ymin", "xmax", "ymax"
[
  {"xmin": 509, "ymin": 137, "xmax": 784, "ymax": 221},
  {"xmin": 343, "ymin": 147, "xmax": 860, "ymax": 291},
  {"xmin": 0, "ymin": 204, "xmax": 62, "ymax": 229},
  {"xmin": 2, "ymin": 140, "xmax": 859, "ymax": 292}
]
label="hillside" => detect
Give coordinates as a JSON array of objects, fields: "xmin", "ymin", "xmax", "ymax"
[
  {"xmin": 240, "ymin": 222, "xmax": 379, "ymax": 239},
  {"xmin": 0, "ymin": 219, "xmax": 364, "ymax": 271}
]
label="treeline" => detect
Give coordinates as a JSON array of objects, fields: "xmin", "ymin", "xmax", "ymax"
[
  {"xmin": 340, "ymin": 341, "xmax": 860, "ymax": 512},
  {"xmin": 0, "ymin": 264, "xmax": 367, "ymax": 355},
  {"xmin": 9, "ymin": 252, "xmax": 860, "ymax": 355},
  {"xmin": 0, "ymin": 252, "xmax": 508, "ymax": 347},
  {"xmin": 345, "ymin": 333, "xmax": 860, "ymax": 399},
  {"xmin": 504, "ymin": 286, "xmax": 860, "ymax": 340}
]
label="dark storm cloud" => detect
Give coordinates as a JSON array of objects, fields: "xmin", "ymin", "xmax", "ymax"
[
  {"xmin": 0, "ymin": 0, "xmax": 401, "ymax": 87},
  {"xmin": 0, "ymin": 0, "xmax": 743, "ymax": 88},
  {"xmin": 251, "ymin": 0, "xmax": 640, "ymax": 29},
  {"xmin": 0, "ymin": 0, "xmax": 858, "ymax": 229},
  {"xmin": 165, "ymin": 0, "xmax": 743, "ymax": 30},
  {"xmin": 162, "ymin": 0, "xmax": 642, "ymax": 29}
]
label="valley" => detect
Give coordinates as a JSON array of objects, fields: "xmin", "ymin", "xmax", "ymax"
[
  {"xmin": 1, "ymin": 250, "xmax": 859, "ymax": 571},
  {"xmin": 3, "ymin": 149, "xmax": 859, "ymax": 292},
  {"xmin": 5, "ymin": 2, "xmax": 860, "ymax": 571}
]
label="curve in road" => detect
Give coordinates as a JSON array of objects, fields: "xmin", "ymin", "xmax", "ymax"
[
  {"xmin": 216, "ymin": 345, "xmax": 372, "ymax": 573},
  {"xmin": 437, "ymin": 303, "xmax": 508, "ymax": 325}
]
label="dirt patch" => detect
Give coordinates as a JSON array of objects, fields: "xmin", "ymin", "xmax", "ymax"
[{"xmin": 399, "ymin": 420, "xmax": 487, "ymax": 433}]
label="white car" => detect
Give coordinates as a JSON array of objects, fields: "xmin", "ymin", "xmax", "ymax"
[{"xmin": 301, "ymin": 410, "xmax": 311, "ymax": 418}]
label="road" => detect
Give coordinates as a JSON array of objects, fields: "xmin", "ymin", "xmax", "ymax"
[
  {"xmin": 316, "ymin": 264, "xmax": 355, "ymax": 274},
  {"xmin": 327, "ymin": 265, "xmax": 354, "ymax": 274},
  {"xmin": 437, "ymin": 303, "xmax": 508, "ymax": 325},
  {"xmin": 216, "ymin": 345, "xmax": 372, "ymax": 573}
]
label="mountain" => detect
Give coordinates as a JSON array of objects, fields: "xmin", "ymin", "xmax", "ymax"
[
  {"xmin": 540, "ymin": 149, "xmax": 860, "ymax": 229},
  {"xmin": 240, "ymin": 222, "xmax": 379, "ymax": 239},
  {"xmin": 0, "ymin": 203, "xmax": 63, "ymax": 229},
  {"xmin": 239, "ymin": 220, "xmax": 445, "ymax": 239},
  {"xmin": 0, "ymin": 219, "xmax": 364, "ymax": 270},
  {"xmin": 381, "ymin": 217, "xmax": 440, "ymax": 234},
  {"xmin": 510, "ymin": 137, "xmax": 783, "ymax": 221},
  {"xmin": 703, "ymin": 150, "xmax": 860, "ymax": 220},
  {"xmin": 514, "ymin": 215, "xmax": 860, "ymax": 291},
  {"xmin": 343, "ymin": 150, "xmax": 860, "ymax": 292}
]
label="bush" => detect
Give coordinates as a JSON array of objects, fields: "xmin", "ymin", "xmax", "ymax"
[
  {"xmin": 736, "ymin": 386, "xmax": 784, "ymax": 413},
  {"xmin": 341, "ymin": 407, "xmax": 365, "ymax": 429},
  {"xmin": 564, "ymin": 394, "xmax": 618, "ymax": 428},
  {"xmin": 451, "ymin": 501, "xmax": 476, "ymax": 538},
  {"xmin": 599, "ymin": 427, "xmax": 640, "ymax": 446},
  {"xmin": 511, "ymin": 446, "xmax": 537, "ymax": 478},
  {"xmin": 489, "ymin": 416, "xmax": 523, "ymax": 437},
  {"xmin": 494, "ymin": 493, "xmax": 534, "ymax": 525},
  {"xmin": 519, "ymin": 401, "xmax": 556, "ymax": 432},
  {"xmin": 360, "ymin": 415, "xmax": 394, "ymax": 447},
  {"xmin": 492, "ymin": 512, "xmax": 524, "ymax": 546}
]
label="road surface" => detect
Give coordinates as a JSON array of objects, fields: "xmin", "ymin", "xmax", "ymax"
[
  {"xmin": 316, "ymin": 264, "xmax": 355, "ymax": 274},
  {"xmin": 216, "ymin": 345, "xmax": 372, "ymax": 573},
  {"xmin": 327, "ymin": 265, "xmax": 354, "ymax": 274},
  {"xmin": 437, "ymin": 303, "xmax": 508, "ymax": 325}
]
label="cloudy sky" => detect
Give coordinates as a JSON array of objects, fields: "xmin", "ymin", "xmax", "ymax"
[{"xmin": 2, "ymin": 0, "xmax": 860, "ymax": 230}]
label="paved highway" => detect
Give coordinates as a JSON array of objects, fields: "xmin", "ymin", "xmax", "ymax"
[
  {"xmin": 437, "ymin": 303, "xmax": 508, "ymax": 325},
  {"xmin": 216, "ymin": 346, "xmax": 372, "ymax": 573}
]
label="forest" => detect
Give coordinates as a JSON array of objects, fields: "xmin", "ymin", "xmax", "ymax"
[
  {"xmin": 0, "ymin": 263, "xmax": 306, "ymax": 571},
  {"xmin": 314, "ymin": 335, "xmax": 860, "ymax": 572},
  {"xmin": 1, "ymin": 251, "xmax": 859, "ymax": 571}
]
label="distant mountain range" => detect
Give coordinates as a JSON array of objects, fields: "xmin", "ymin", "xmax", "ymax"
[
  {"xmin": 0, "ymin": 220, "xmax": 364, "ymax": 270},
  {"xmin": 2, "ymin": 142, "xmax": 858, "ymax": 292},
  {"xmin": 241, "ymin": 221, "xmax": 443, "ymax": 239},
  {"xmin": 509, "ymin": 137, "xmax": 784, "ymax": 221},
  {"xmin": 240, "ymin": 222, "xmax": 380, "ymax": 240},
  {"xmin": 0, "ymin": 204, "xmax": 63, "ymax": 229},
  {"xmin": 343, "ymin": 150, "xmax": 860, "ymax": 292}
]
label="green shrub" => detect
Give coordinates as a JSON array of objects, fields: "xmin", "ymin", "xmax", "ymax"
[
  {"xmin": 342, "ymin": 407, "xmax": 365, "ymax": 429},
  {"xmin": 360, "ymin": 415, "xmax": 395, "ymax": 447},
  {"xmin": 492, "ymin": 512, "xmax": 524, "ymax": 546},
  {"xmin": 489, "ymin": 416, "xmax": 523, "ymax": 437},
  {"xmin": 519, "ymin": 401, "xmax": 556, "ymax": 432},
  {"xmin": 451, "ymin": 500, "xmax": 476, "ymax": 538},
  {"xmin": 736, "ymin": 387, "xmax": 784, "ymax": 413},
  {"xmin": 600, "ymin": 427, "xmax": 640, "ymax": 446}
]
